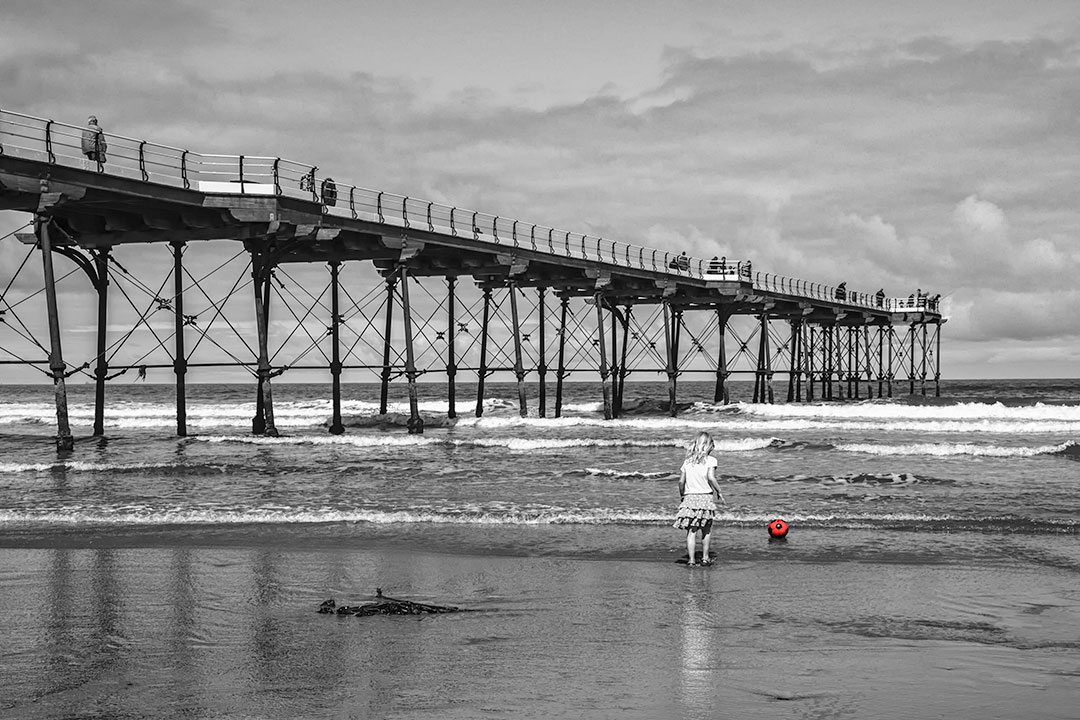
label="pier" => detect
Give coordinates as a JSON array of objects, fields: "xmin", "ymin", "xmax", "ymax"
[{"xmin": 0, "ymin": 109, "xmax": 943, "ymax": 451}]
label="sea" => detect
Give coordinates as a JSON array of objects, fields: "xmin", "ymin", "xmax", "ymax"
[{"xmin": 1, "ymin": 378, "xmax": 1078, "ymax": 718}]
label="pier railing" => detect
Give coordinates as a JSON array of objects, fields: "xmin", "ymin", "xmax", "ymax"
[{"xmin": 1, "ymin": 109, "xmax": 929, "ymax": 313}]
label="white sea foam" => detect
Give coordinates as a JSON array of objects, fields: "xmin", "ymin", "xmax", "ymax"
[
  {"xmin": 731, "ymin": 400, "xmax": 1080, "ymax": 422},
  {"xmin": 0, "ymin": 460, "xmax": 182, "ymax": 474},
  {"xmin": 192, "ymin": 434, "xmax": 440, "ymax": 447},
  {"xmin": 585, "ymin": 468, "xmax": 673, "ymax": 479},
  {"xmin": 835, "ymin": 441, "xmax": 1072, "ymax": 458}
]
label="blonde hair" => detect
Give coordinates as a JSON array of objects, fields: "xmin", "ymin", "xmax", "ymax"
[{"xmin": 684, "ymin": 431, "xmax": 714, "ymax": 465}]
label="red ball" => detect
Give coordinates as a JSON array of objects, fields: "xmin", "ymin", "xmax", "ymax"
[{"xmin": 768, "ymin": 518, "xmax": 789, "ymax": 538}]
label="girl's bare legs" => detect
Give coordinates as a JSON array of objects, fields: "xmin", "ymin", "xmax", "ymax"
[
  {"xmin": 700, "ymin": 520, "xmax": 713, "ymax": 564},
  {"xmin": 686, "ymin": 529, "xmax": 697, "ymax": 564}
]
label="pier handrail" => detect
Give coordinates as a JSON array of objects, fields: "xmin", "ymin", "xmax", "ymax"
[{"xmin": 0, "ymin": 108, "xmax": 931, "ymax": 313}]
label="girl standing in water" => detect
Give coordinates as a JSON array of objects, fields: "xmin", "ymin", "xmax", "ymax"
[{"xmin": 673, "ymin": 431, "xmax": 725, "ymax": 565}]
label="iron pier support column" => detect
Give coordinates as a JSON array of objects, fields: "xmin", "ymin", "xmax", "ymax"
[
  {"xmin": 821, "ymin": 326, "xmax": 830, "ymax": 400},
  {"xmin": 863, "ymin": 326, "xmax": 873, "ymax": 399},
  {"xmin": 328, "ymin": 260, "xmax": 344, "ymax": 435},
  {"xmin": 663, "ymin": 302, "xmax": 681, "ymax": 416},
  {"xmin": 876, "ymin": 327, "xmax": 885, "ymax": 399},
  {"xmin": 714, "ymin": 308, "xmax": 730, "ymax": 404},
  {"xmin": 934, "ymin": 321, "xmax": 942, "ymax": 397},
  {"xmin": 555, "ymin": 295, "xmax": 569, "ymax": 418},
  {"xmin": 852, "ymin": 327, "xmax": 860, "ymax": 400},
  {"xmin": 787, "ymin": 319, "xmax": 802, "ymax": 403},
  {"xmin": 251, "ymin": 244, "xmax": 278, "ymax": 437},
  {"xmin": 537, "ymin": 287, "xmax": 548, "ymax": 417},
  {"xmin": 379, "ymin": 275, "xmax": 397, "ymax": 415},
  {"xmin": 909, "ymin": 324, "xmax": 917, "ymax": 395},
  {"xmin": 595, "ymin": 293, "xmax": 612, "ymax": 420},
  {"xmin": 761, "ymin": 313, "xmax": 774, "ymax": 404},
  {"xmin": 475, "ymin": 288, "xmax": 492, "ymax": 418},
  {"xmin": 171, "ymin": 241, "xmax": 187, "ymax": 437},
  {"xmin": 616, "ymin": 304, "xmax": 631, "ymax": 417},
  {"xmin": 398, "ymin": 264, "xmax": 423, "ymax": 433},
  {"xmin": 36, "ymin": 203, "xmax": 74, "ymax": 452},
  {"xmin": 92, "ymin": 248, "xmax": 111, "ymax": 437},
  {"xmin": 510, "ymin": 280, "xmax": 528, "ymax": 417},
  {"xmin": 920, "ymin": 322, "xmax": 929, "ymax": 396},
  {"xmin": 609, "ymin": 301, "xmax": 619, "ymax": 418},
  {"xmin": 887, "ymin": 325, "xmax": 894, "ymax": 398},
  {"xmin": 806, "ymin": 324, "xmax": 816, "ymax": 402},
  {"xmin": 446, "ymin": 277, "xmax": 457, "ymax": 419}
]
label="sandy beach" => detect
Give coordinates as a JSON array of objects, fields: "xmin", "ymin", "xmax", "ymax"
[{"xmin": 2, "ymin": 524, "xmax": 1077, "ymax": 720}]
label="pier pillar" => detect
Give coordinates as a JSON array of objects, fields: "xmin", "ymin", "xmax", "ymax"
[
  {"xmin": 876, "ymin": 326, "xmax": 885, "ymax": 399},
  {"xmin": 887, "ymin": 325, "xmax": 894, "ymax": 398},
  {"xmin": 863, "ymin": 326, "xmax": 873, "ymax": 399},
  {"xmin": 806, "ymin": 324, "xmax": 816, "ymax": 402},
  {"xmin": 379, "ymin": 275, "xmax": 397, "ymax": 415},
  {"xmin": 663, "ymin": 302, "xmax": 680, "ymax": 416},
  {"xmin": 920, "ymin": 322, "xmax": 929, "ymax": 396},
  {"xmin": 787, "ymin": 319, "xmax": 802, "ymax": 403},
  {"xmin": 537, "ymin": 287, "xmax": 548, "ymax": 417},
  {"xmin": 851, "ymin": 327, "xmax": 860, "ymax": 400},
  {"xmin": 509, "ymin": 280, "xmax": 528, "ymax": 417},
  {"xmin": 609, "ymin": 302, "xmax": 619, "ymax": 418},
  {"xmin": 555, "ymin": 294, "xmax": 569, "ymax": 418},
  {"xmin": 909, "ymin": 323, "xmax": 917, "ymax": 395},
  {"xmin": 398, "ymin": 264, "xmax": 423, "ymax": 433},
  {"xmin": 934, "ymin": 321, "xmax": 942, "ymax": 397},
  {"xmin": 328, "ymin": 260, "xmax": 344, "ymax": 435},
  {"xmin": 475, "ymin": 287, "xmax": 492, "ymax": 418},
  {"xmin": 760, "ymin": 313, "xmax": 774, "ymax": 404},
  {"xmin": 446, "ymin": 277, "xmax": 457, "ymax": 419},
  {"xmin": 171, "ymin": 241, "xmax": 187, "ymax": 437},
  {"xmin": 92, "ymin": 248, "xmax": 110, "ymax": 436},
  {"xmin": 595, "ymin": 292, "xmax": 612, "ymax": 420},
  {"xmin": 616, "ymin": 304, "xmax": 631, "ymax": 417},
  {"xmin": 36, "ymin": 202, "xmax": 74, "ymax": 452},
  {"xmin": 250, "ymin": 243, "xmax": 278, "ymax": 437},
  {"xmin": 714, "ymin": 309, "xmax": 730, "ymax": 404}
]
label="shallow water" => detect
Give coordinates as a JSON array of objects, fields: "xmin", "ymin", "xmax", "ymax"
[
  {"xmin": 2, "ymin": 379, "xmax": 1079, "ymax": 717},
  {"xmin": 2, "ymin": 528, "xmax": 1077, "ymax": 719}
]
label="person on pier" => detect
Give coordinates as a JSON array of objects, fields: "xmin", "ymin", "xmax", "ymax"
[{"xmin": 81, "ymin": 115, "xmax": 108, "ymax": 168}]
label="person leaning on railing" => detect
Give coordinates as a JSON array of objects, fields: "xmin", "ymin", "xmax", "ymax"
[{"xmin": 81, "ymin": 115, "xmax": 107, "ymax": 169}]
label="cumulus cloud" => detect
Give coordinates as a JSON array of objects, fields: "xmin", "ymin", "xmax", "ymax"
[{"xmin": 5, "ymin": 5, "xmax": 1080, "ymax": 379}]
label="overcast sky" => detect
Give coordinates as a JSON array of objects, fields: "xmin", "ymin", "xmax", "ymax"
[{"xmin": 3, "ymin": 0, "xmax": 1080, "ymax": 379}]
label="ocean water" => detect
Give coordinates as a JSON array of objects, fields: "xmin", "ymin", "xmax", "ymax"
[{"xmin": 1, "ymin": 379, "xmax": 1079, "ymax": 718}]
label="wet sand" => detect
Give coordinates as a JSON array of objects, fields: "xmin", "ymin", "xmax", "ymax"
[{"xmin": 1, "ymin": 527, "xmax": 1078, "ymax": 719}]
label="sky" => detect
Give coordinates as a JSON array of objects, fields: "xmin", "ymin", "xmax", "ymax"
[{"xmin": 3, "ymin": 0, "xmax": 1080, "ymax": 380}]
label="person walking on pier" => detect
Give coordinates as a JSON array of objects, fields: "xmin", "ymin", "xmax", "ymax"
[
  {"xmin": 674, "ymin": 431, "xmax": 725, "ymax": 566},
  {"xmin": 81, "ymin": 115, "xmax": 107, "ymax": 169}
]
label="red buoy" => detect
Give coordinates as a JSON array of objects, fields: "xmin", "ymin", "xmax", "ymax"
[{"xmin": 768, "ymin": 518, "xmax": 789, "ymax": 538}]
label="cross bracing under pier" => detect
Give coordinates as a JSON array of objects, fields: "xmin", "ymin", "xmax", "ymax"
[{"xmin": 0, "ymin": 109, "xmax": 943, "ymax": 451}]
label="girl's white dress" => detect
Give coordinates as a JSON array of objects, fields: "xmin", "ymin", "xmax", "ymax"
[{"xmin": 673, "ymin": 455, "xmax": 718, "ymax": 530}]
